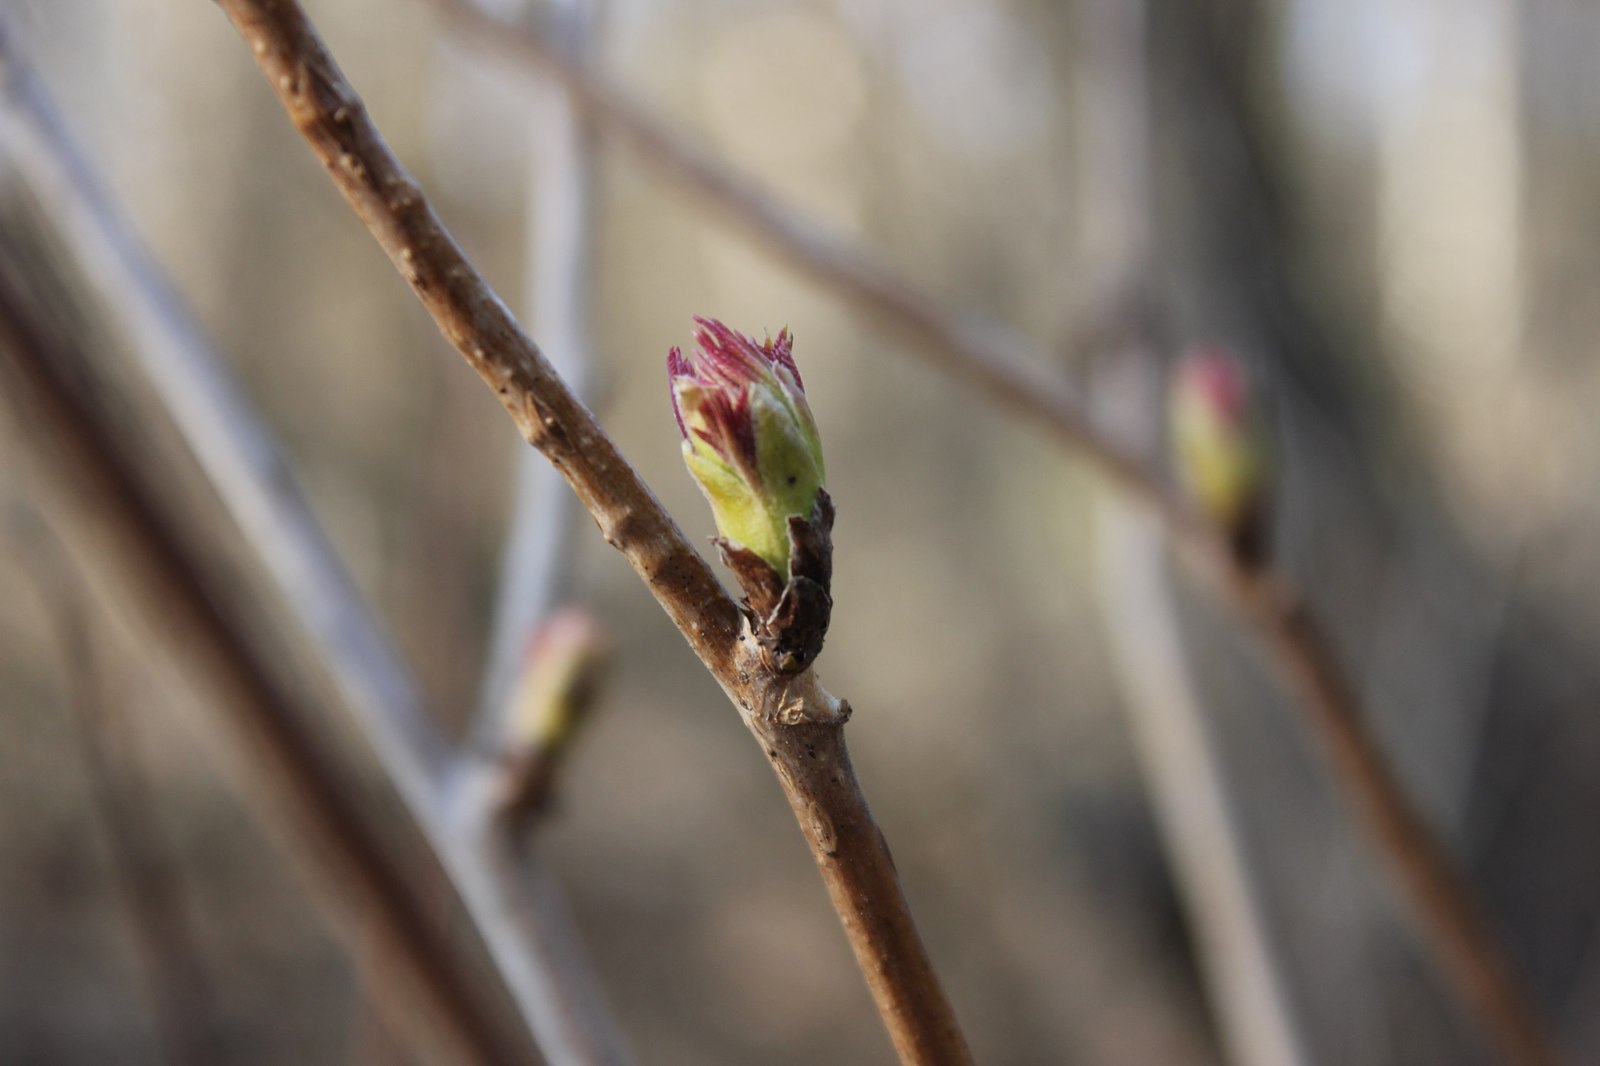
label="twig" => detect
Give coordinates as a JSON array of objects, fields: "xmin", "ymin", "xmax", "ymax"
[
  {"xmin": 428, "ymin": 4, "xmax": 1560, "ymax": 1061},
  {"xmin": 0, "ymin": 22, "xmax": 630, "ymax": 1065},
  {"xmin": 13, "ymin": 512, "xmax": 221, "ymax": 1066},
  {"xmin": 214, "ymin": 3, "xmax": 971, "ymax": 1063}
]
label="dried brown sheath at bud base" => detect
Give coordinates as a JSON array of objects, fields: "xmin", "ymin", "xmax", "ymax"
[{"xmin": 717, "ymin": 489, "xmax": 834, "ymax": 673}]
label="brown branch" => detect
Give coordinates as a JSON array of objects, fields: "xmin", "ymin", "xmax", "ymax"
[
  {"xmin": 212, "ymin": 2, "xmax": 970, "ymax": 1063},
  {"xmin": 429, "ymin": 4, "xmax": 1561, "ymax": 1062},
  {"xmin": 1234, "ymin": 572, "xmax": 1559, "ymax": 1066}
]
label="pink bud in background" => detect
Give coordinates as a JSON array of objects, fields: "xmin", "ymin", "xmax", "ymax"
[
  {"xmin": 1169, "ymin": 346, "xmax": 1271, "ymax": 566},
  {"xmin": 497, "ymin": 607, "xmax": 612, "ymax": 824},
  {"xmin": 507, "ymin": 607, "xmax": 610, "ymax": 752}
]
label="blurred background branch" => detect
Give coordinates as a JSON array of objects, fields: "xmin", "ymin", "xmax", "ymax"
[
  {"xmin": 10, "ymin": 509, "xmax": 221, "ymax": 1066},
  {"xmin": 470, "ymin": 0, "xmax": 601, "ymax": 748},
  {"xmin": 0, "ymin": 14, "xmax": 630, "ymax": 1065},
  {"xmin": 1073, "ymin": 3, "xmax": 1310, "ymax": 1064},
  {"xmin": 427, "ymin": 0, "xmax": 1171, "ymax": 513},
  {"xmin": 0, "ymin": 170, "xmax": 524, "ymax": 1063}
]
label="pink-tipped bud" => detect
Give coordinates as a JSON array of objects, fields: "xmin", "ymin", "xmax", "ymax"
[
  {"xmin": 668, "ymin": 317, "xmax": 825, "ymax": 574},
  {"xmin": 667, "ymin": 317, "xmax": 834, "ymax": 673},
  {"xmin": 1169, "ymin": 346, "xmax": 1270, "ymax": 565}
]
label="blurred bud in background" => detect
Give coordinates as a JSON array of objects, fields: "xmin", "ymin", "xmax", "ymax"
[
  {"xmin": 496, "ymin": 607, "xmax": 612, "ymax": 827},
  {"xmin": 1169, "ymin": 346, "xmax": 1271, "ymax": 567}
]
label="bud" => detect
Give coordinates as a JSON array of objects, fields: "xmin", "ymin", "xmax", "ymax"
[
  {"xmin": 669, "ymin": 317, "xmax": 833, "ymax": 673},
  {"xmin": 669, "ymin": 317, "xmax": 825, "ymax": 573},
  {"xmin": 497, "ymin": 607, "xmax": 611, "ymax": 823},
  {"xmin": 1169, "ymin": 346, "xmax": 1270, "ymax": 566}
]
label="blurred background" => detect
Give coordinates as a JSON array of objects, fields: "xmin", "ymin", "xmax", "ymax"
[{"xmin": 2, "ymin": 0, "xmax": 1599, "ymax": 1063}]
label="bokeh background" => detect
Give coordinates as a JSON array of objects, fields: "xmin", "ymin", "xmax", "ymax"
[{"xmin": 3, "ymin": 0, "xmax": 1599, "ymax": 1063}]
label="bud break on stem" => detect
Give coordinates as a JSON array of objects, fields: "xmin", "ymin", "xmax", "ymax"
[{"xmin": 669, "ymin": 317, "xmax": 834, "ymax": 673}]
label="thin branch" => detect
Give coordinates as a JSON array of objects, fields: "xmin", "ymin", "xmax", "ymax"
[
  {"xmin": 1233, "ymin": 572, "xmax": 1559, "ymax": 1066},
  {"xmin": 214, "ymin": 2, "xmax": 971, "ymax": 1063},
  {"xmin": 1096, "ymin": 498, "xmax": 1313, "ymax": 1066},
  {"xmin": 428, "ymin": 5, "xmax": 1561, "ymax": 1062},
  {"xmin": 426, "ymin": 0, "xmax": 1170, "ymax": 520},
  {"xmin": 14, "ymin": 513, "xmax": 221, "ymax": 1066},
  {"xmin": 0, "ymin": 23, "xmax": 630, "ymax": 1066}
]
